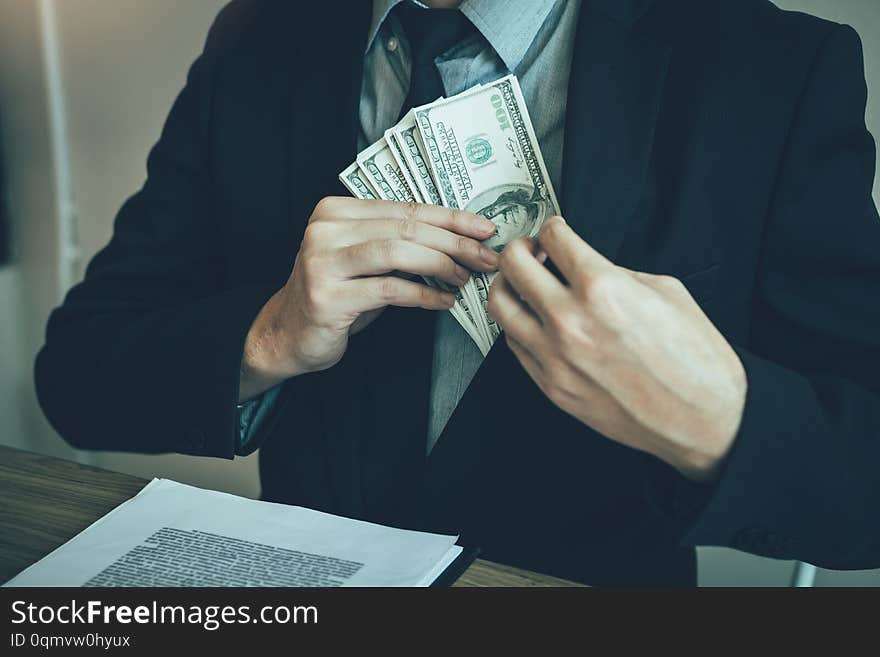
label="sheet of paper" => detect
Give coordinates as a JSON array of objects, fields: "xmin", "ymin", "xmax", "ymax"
[{"xmin": 4, "ymin": 479, "xmax": 462, "ymax": 587}]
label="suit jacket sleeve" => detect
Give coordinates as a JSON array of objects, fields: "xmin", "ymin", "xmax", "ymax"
[
  {"xmin": 34, "ymin": 6, "xmax": 277, "ymax": 459},
  {"xmin": 671, "ymin": 24, "xmax": 880, "ymax": 569}
]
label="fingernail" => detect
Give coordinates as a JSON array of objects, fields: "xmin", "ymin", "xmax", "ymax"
[
  {"xmin": 443, "ymin": 293, "xmax": 456, "ymax": 307},
  {"xmin": 536, "ymin": 249, "xmax": 548, "ymax": 264},
  {"xmin": 477, "ymin": 217, "xmax": 496, "ymax": 232},
  {"xmin": 455, "ymin": 264, "xmax": 470, "ymax": 283}
]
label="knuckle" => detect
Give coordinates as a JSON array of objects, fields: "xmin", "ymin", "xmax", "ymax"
[
  {"xmin": 541, "ymin": 218, "xmax": 564, "ymax": 242},
  {"xmin": 378, "ymin": 276, "xmax": 401, "ymax": 301},
  {"xmin": 509, "ymin": 236, "xmax": 528, "ymax": 251},
  {"xmin": 443, "ymin": 256, "xmax": 459, "ymax": 279},
  {"xmin": 303, "ymin": 219, "xmax": 335, "ymax": 248},
  {"xmin": 397, "ymin": 217, "xmax": 418, "ymax": 241},
  {"xmin": 487, "ymin": 294, "xmax": 502, "ymax": 321},
  {"xmin": 455, "ymin": 235, "xmax": 476, "ymax": 258},
  {"xmin": 299, "ymin": 252, "xmax": 320, "ymax": 279},
  {"xmin": 313, "ymin": 195, "xmax": 342, "ymax": 218},
  {"xmin": 350, "ymin": 239, "xmax": 371, "ymax": 263},
  {"xmin": 302, "ymin": 280, "xmax": 327, "ymax": 318},
  {"xmin": 656, "ymin": 274, "xmax": 685, "ymax": 292},
  {"xmin": 418, "ymin": 284, "xmax": 435, "ymax": 305},
  {"xmin": 498, "ymin": 245, "xmax": 516, "ymax": 269},
  {"xmin": 302, "ymin": 222, "xmax": 322, "ymax": 246},
  {"xmin": 299, "ymin": 247, "xmax": 328, "ymax": 281},
  {"xmin": 377, "ymin": 239, "xmax": 401, "ymax": 265},
  {"xmin": 507, "ymin": 237, "xmax": 530, "ymax": 260},
  {"xmin": 401, "ymin": 200, "xmax": 421, "ymax": 223}
]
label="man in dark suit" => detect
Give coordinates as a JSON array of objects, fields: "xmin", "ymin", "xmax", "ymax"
[{"xmin": 35, "ymin": 0, "xmax": 880, "ymax": 585}]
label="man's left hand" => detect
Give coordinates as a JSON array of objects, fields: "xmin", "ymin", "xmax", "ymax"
[{"xmin": 487, "ymin": 216, "xmax": 747, "ymax": 483}]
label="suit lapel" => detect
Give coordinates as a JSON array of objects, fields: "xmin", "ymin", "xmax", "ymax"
[
  {"xmin": 359, "ymin": 306, "xmax": 436, "ymax": 522},
  {"xmin": 288, "ymin": 4, "xmax": 370, "ymax": 210},
  {"xmin": 401, "ymin": 0, "xmax": 674, "ymax": 517},
  {"xmin": 291, "ymin": 3, "xmax": 373, "ymax": 518},
  {"xmin": 560, "ymin": 0, "xmax": 671, "ymax": 259}
]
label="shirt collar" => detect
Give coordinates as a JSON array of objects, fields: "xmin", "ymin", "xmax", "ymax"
[{"xmin": 367, "ymin": 0, "xmax": 559, "ymax": 73}]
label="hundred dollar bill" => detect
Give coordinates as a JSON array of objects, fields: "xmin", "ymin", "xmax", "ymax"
[
  {"xmin": 339, "ymin": 152, "xmax": 488, "ymax": 353},
  {"xmin": 383, "ymin": 129, "xmax": 489, "ymax": 347},
  {"xmin": 456, "ymin": 282, "xmax": 490, "ymax": 356},
  {"xmin": 414, "ymin": 74, "xmax": 559, "ymax": 242},
  {"xmin": 357, "ymin": 131, "xmax": 489, "ymax": 350},
  {"xmin": 388, "ymin": 111, "xmax": 443, "ymax": 206},
  {"xmin": 384, "ymin": 128, "xmax": 425, "ymax": 204},
  {"xmin": 339, "ymin": 162, "xmax": 378, "ymax": 199},
  {"xmin": 472, "ymin": 273, "xmax": 500, "ymax": 344},
  {"xmin": 388, "ymin": 91, "xmax": 496, "ymax": 348},
  {"xmin": 388, "ymin": 86, "xmax": 482, "ymax": 207},
  {"xmin": 414, "ymin": 75, "xmax": 560, "ymax": 347},
  {"xmin": 356, "ymin": 137, "xmax": 418, "ymax": 203}
]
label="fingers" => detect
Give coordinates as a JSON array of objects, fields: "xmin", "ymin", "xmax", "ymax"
[
  {"xmin": 388, "ymin": 202, "xmax": 497, "ymax": 240},
  {"xmin": 341, "ymin": 218, "xmax": 499, "ymax": 272},
  {"xmin": 537, "ymin": 216, "xmax": 612, "ymax": 286},
  {"xmin": 486, "ymin": 274, "xmax": 545, "ymax": 353},
  {"xmin": 498, "ymin": 237, "xmax": 566, "ymax": 320},
  {"xmin": 335, "ymin": 240, "xmax": 471, "ymax": 287},
  {"xmin": 346, "ymin": 276, "xmax": 456, "ymax": 312},
  {"xmin": 312, "ymin": 197, "xmax": 497, "ymax": 240}
]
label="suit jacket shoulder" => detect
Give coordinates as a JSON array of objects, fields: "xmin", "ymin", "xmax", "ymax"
[{"xmin": 664, "ymin": 0, "xmax": 847, "ymax": 71}]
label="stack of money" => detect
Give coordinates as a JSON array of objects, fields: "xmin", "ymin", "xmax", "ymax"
[{"xmin": 339, "ymin": 75, "xmax": 559, "ymax": 356}]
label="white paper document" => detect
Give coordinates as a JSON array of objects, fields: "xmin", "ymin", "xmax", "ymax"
[{"xmin": 5, "ymin": 479, "xmax": 463, "ymax": 587}]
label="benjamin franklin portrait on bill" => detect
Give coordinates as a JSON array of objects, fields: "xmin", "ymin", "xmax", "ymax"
[{"xmin": 470, "ymin": 184, "xmax": 556, "ymax": 253}]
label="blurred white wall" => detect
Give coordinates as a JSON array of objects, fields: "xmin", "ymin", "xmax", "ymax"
[
  {"xmin": 0, "ymin": 1, "xmax": 61, "ymax": 461},
  {"xmin": 0, "ymin": 0, "xmax": 877, "ymax": 585}
]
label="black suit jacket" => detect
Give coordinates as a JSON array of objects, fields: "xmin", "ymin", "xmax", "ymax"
[{"xmin": 35, "ymin": 0, "xmax": 880, "ymax": 585}]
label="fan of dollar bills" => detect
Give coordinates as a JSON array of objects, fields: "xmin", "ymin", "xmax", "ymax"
[{"xmin": 339, "ymin": 75, "xmax": 560, "ymax": 356}]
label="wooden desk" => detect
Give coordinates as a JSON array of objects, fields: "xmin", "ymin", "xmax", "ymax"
[{"xmin": 0, "ymin": 446, "xmax": 581, "ymax": 587}]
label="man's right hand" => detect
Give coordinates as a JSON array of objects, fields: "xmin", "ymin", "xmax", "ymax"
[{"xmin": 238, "ymin": 196, "xmax": 499, "ymax": 401}]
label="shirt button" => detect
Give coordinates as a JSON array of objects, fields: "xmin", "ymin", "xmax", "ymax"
[{"xmin": 386, "ymin": 36, "xmax": 399, "ymax": 53}]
